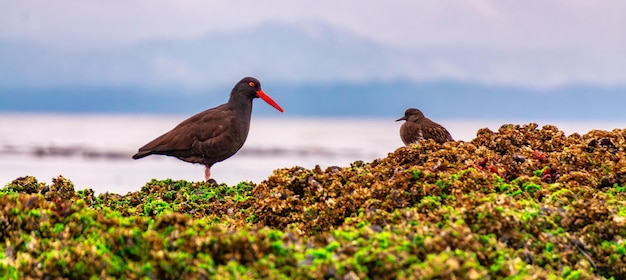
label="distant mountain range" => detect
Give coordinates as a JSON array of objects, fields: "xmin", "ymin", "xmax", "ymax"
[
  {"xmin": 0, "ymin": 21, "xmax": 616, "ymax": 88},
  {"xmin": 0, "ymin": 22, "xmax": 427, "ymax": 87},
  {"xmin": 0, "ymin": 22, "xmax": 625, "ymax": 120}
]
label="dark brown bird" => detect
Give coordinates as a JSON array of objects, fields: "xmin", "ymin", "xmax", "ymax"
[
  {"xmin": 132, "ymin": 77, "xmax": 284, "ymax": 181},
  {"xmin": 396, "ymin": 108, "xmax": 453, "ymax": 145}
]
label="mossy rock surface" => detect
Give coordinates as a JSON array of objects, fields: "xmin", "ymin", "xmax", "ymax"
[{"xmin": 2, "ymin": 123, "xmax": 626, "ymax": 279}]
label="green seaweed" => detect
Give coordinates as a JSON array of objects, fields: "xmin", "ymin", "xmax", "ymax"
[{"xmin": 2, "ymin": 123, "xmax": 626, "ymax": 278}]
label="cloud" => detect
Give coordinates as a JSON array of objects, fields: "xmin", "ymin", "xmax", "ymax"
[{"xmin": 1, "ymin": 1, "xmax": 624, "ymax": 50}]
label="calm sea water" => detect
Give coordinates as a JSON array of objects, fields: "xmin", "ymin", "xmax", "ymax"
[{"xmin": 1, "ymin": 113, "xmax": 623, "ymax": 194}]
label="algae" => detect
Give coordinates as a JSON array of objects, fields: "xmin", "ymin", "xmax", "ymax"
[{"xmin": 1, "ymin": 123, "xmax": 626, "ymax": 279}]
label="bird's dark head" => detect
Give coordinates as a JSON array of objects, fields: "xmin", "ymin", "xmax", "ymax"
[
  {"xmin": 396, "ymin": 108, "xmax": 425, "ymax": 122},
  {"xmin": 231, "ymin": 77, "xmax": 284, "ymax": 112}
]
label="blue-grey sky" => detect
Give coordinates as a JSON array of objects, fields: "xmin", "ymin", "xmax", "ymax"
[{"xmin": 1, "ymin": 1, "xmax": 625, "ymax": 88}]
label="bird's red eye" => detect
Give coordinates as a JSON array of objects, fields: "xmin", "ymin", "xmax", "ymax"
[{"xmin": 248, "ymin": 82, "xmax": 255, "ymax": 87}]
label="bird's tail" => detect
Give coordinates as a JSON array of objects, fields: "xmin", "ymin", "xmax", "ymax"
[{"xmin": 131, "ymin": 151, "xmax": 152, "ymax": 160}]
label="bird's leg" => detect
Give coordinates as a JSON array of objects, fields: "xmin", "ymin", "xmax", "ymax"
[{"xmin": 204, "ymin": 166, "xmax": 211, "ymax": 182}]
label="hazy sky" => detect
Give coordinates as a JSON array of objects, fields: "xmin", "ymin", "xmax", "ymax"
[{"xmin": 1, "ymin": 1, "xmax": 625, "ymax": 87}]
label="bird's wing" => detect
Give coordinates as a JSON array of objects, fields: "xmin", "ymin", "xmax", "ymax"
[
  {"xmin": 422, "ymin": 119, "xmax": 454, "ymax": 143},
  {"xmin": 134, "ymin": 105, "xmax": 234, "ymax": 159},
  {"xmin": 189, "ymin": 111, "xmax": 247, "ymax": 162}
]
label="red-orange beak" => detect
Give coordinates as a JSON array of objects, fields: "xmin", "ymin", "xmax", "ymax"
[{"xmin": 256, "ymin": 90, "xmax": 284, "ymax": 112}]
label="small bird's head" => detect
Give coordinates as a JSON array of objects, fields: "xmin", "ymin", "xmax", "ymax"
[
  {"xmin": 396, "ymin": 108, "xmax": 425, "ymax": 122},
  {"xmin": 232, "ymin": 77, "xmax": 284, "ymax": 112}
]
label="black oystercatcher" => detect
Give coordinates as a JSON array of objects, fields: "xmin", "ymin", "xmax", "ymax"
[
  {"xmin": 396, "ymin": 108, "xmax": 453, "ymax": 145},
  {"xmin": 132, "ymin": 77, "xmax": 284, "ymax": 181}
]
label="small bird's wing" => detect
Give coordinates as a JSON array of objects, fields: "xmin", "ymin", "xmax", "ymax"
[
  {"xmin": 422, "ymin": 119, "xmax": 454, "ymax": 144},
  {"xmin": 132, "ymin": 105, "xmax": 239, "ymax": 164}
]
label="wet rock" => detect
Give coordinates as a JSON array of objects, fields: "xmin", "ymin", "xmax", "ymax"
[
  {"xmin": 6, "ymin": 176, "xmax": 44, "ymax": 193},
  {"xmin": 2, "ymin": 123, "xmax": 626, "ymax": 279}
]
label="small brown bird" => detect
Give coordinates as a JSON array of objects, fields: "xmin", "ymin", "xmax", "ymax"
[
  {"xmin": 132, "ymin": 77, "xmax": 284, "ymax": 181},
  {"xmin": 396, "ymin": 108, "xmax": 453, "ymax": 145}
]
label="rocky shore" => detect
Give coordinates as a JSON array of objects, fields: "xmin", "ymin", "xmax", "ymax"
[{"xmin": 1, "ymin": 123, "xmax": 625, "ymax": 279}]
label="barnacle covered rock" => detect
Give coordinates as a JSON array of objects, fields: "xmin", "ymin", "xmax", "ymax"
[{"xmin": 1, "ymin": 123, "xmax": 626, "ymax": 278}]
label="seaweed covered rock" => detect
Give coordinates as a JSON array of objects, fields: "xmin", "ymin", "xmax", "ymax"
[
  {"xmin": 1, "ymin": 123, "xmax": 626, "ymax": 279},
  {"xmin": 4, "ymin": 176, "xmax": 46, "ymax": 194}
]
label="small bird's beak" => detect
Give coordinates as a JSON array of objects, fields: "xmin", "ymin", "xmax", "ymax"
[
  {"xmin": 396, "ymin": 116, "xmax": 407, "ymax": 122},
  {"xmin": 256, "ymin": 90, "xmax": 284, "ymax": 112}
]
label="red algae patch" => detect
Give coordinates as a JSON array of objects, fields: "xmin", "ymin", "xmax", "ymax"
[{"xmin": 2, "ymin": 123, "xmax": 626, "ymax": 279}]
